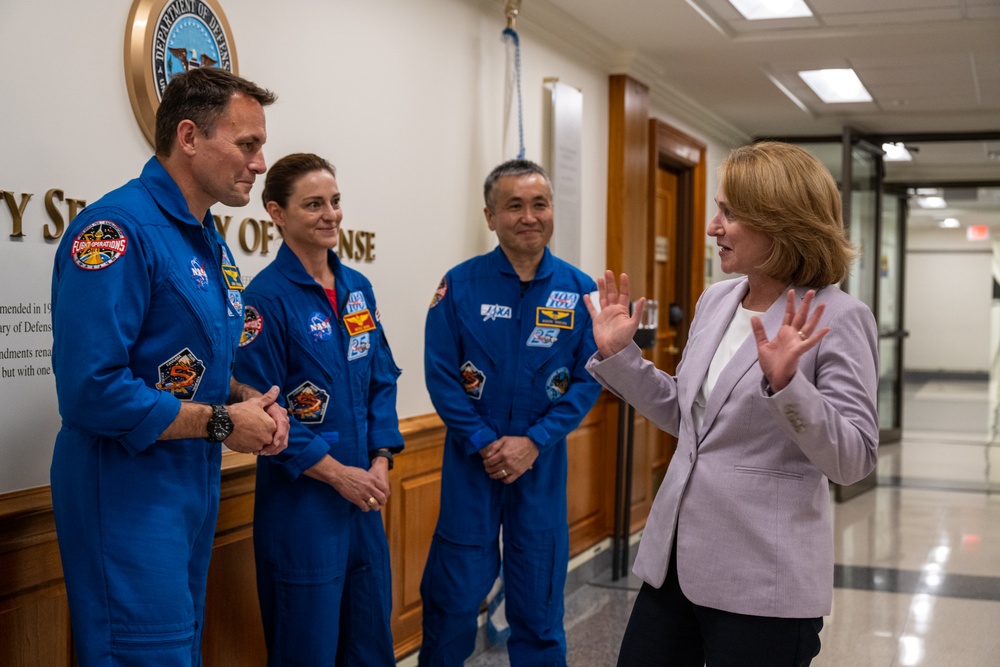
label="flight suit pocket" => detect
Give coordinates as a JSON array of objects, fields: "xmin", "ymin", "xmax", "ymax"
[
  {"xmin": 273, "ymin": 572, "xmax": 346, "ymax": 666},
  {"xmin": 110, "ymin": 619, "xmax": 196, "ymax": 658}
]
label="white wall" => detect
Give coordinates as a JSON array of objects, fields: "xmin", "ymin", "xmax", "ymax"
[
  {"xmin": 904, "ymin": 227, "xmax": 993, "ymax": 373},
  {"xmin": 2, "ymin": 0, "xmax": 737, "ymax": 492}
]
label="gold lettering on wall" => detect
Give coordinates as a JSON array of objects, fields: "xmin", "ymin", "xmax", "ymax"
[
  {"xmin": 2, "ymin": 187, "xmax": 376, "ymax": 262},
  {"xmin": 338, "ymin": 229, "xmax": 376, "ymax": 262},
  {"xmin": 43, "ymin": 189, "xmax": 87, "ymax": 241},
  {"xmin": 2, "ymin": 191, "xmax": 34, "ymax": 238}
]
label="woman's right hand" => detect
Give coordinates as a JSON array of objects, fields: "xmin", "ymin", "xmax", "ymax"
[
  {"xmin": 305, "ymin": 455, "xmax": 388, "ymax": 511},
  {"xmin": 584, "ymin": 270, "xmax": 644, "ymax": 358}
]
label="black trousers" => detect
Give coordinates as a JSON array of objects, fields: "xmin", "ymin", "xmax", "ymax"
[{"xmin": 616, "ymin": 548, "xmax": 823, "ymax": 667}]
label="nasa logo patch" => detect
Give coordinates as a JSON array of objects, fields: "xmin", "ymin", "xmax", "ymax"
[
  {"xmin": 70, "ymin": 221, "xmax": 129, "ymax": 270},
  {"xmin": 308, "ymin": 312, "xmax": 334, "ymax": 342},
  {"xmin": 189, "ymin": 257, "xmax": 209, "ymax": 290}
]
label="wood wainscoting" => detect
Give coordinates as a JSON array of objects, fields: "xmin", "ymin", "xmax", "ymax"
[{"xmin": 0, "ymin": 398, "xmax": 617, "ymax": 665}]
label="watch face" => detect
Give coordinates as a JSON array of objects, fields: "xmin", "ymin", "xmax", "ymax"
[{"xmin": 208, "ymin": 405, "xmax": 234, "ymax": 442}]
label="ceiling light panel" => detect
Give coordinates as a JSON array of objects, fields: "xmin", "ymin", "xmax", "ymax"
[
  {"xmin": 728, "ymin": 0, "xmax": 813, "ymax": 20},
  {"xmin": 798, "ymin": 69, "xmax": 873, "ymax": 103}
]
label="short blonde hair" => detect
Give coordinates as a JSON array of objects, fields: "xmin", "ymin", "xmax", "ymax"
[{"xmin": 720, "ymin": 141, "xmax": 857, "ymax": 288}]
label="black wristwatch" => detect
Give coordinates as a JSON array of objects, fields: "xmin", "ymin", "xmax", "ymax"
[
  {"xmin": 369, "ymin": 448, "xmax": 394, "ymax": 471},
  {"xmin": 206, "ymin": 404, "xmax": 234, "ymax": 442}
]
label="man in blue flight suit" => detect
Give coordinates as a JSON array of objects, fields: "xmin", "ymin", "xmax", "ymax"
[
  {"xmin": 419, "ymin": 159, "xmax": 602, "ymax": 666},
  {"xmin": 50, "ymin": 68, "xmax": 288, "ymax": 667}
]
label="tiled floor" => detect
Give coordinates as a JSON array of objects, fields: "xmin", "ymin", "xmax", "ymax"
[{"xmin": 404, "ymin": 377, "xmax": 1000, "ymax": 665}]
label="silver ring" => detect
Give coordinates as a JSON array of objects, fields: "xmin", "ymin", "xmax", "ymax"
[
  {"xmin": 797, "ymin": 330, "xmax": 807, "ymax": 341},
  {"xmin": 500, "ymin": 469, "xmax": 508, "ymax": 478}
]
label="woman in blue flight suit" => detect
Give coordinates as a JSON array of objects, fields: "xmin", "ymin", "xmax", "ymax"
[{"xmin": 233, "ymin": 153, "xmax": 402, "ymax": 666}]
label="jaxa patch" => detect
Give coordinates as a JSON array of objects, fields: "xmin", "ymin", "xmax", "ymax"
[
  {"xmin": 286, "ymin": 380, "xmax": 330, "ymax": 424},
  {"xmin": 344, "ymin": 309, "xmax": 376, "ymax": 336},
  {"xmin": 348, "ymin": 332, "xmax": 371, "ymax": 361},
  {"xmin": 481, "ymin": 304, "xmax": 512, "ymax": 321},
  {"xmin": 429, "ymin": 276, "xmax": 447, "ymax": 309},
  {"xmin": 70, "ymin": 220, "xmax": 129, "ymax": 270},
  {"xmin": 308, "ymin": 312, "xmax": 334, "ymax": 342},
  {"xmin": 345, "ymin": 291, "xmax": 367, "ymax": 314},
  {"xmin": 526, "ymin": 327, "xmax": 560, "ymax": 348},
  {"xmin": 545, "ymin": 367, "xmax": 571, "ymax": 402},
  {"xmin": 240, "ymin": 306, "xmax": 262, "ymax": 347},
  {"xmin": 460, "ymin": 360, "xmax": 485, "ymax": 400},
  {"xmin": 156, "ymin": 348, "xmax": 206, "ymax": 400},
  {"xmin": 189, "ymin": 257, "xmax": 209, "ymax": 290},
  {"xmin": 546, "ymin": 291, "xmax": 579, "ymax": 309},
  {"xmin": 536, "ymin": 307, "xmax": 575, "ymax": 330}
]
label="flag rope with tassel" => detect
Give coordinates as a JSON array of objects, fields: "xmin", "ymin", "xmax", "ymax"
[{"xmin": 501, "ymin": 25, "xmax": 525, "ymax": 160}]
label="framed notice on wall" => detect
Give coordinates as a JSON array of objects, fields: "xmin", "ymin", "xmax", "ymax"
[{"xmin": 544, "ymin": 79, "xmax": 583, "ymax": 267}]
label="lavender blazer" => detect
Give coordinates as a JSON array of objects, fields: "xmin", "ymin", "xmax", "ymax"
[{"xmin": 587, "ymin": 277, "xmax": 878, "ymax": 618}]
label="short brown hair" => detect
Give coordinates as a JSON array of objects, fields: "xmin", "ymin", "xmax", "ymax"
[
  {"xmin": 262, "ymin": 153, "xmax": 336, "ymax": 209},
  {"xmin": 154, "ymin": 68, "xmax": 276, "ymax": 157},
  {"xmin": 720, "ymin": 141, "xmax": 856, "ymax": 288}
]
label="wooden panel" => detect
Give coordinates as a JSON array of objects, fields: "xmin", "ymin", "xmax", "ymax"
[
  {"xmin": 0, "ymin": 407, "xmax": 614, "ymax": 665},
  {"xmin": 202, "ymin": 454, "xmax": 265, "ymax": 666},
  {"xmin": 388, "ymin": 414, "xmax": 446, "ymax": 658},
  {"xmin": 0, "ymin": 487, "xmax": 70, "ymax": 667},
  {"xmin": 607, "ymin": 74, "xmax": 651, "ymax": 294},
  {"xmin": 203, "ymin": 539, "xmax": 266, "ymax": 666},
  {"xmin": 566, "ymin": 398, "xmax": 614, "ymax": 553},
  {"xmin": 0, "ymin": 590, "xmax": 72, "ymax": 667}
]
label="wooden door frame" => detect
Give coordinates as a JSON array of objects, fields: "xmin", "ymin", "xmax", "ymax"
[
  {"xmin": 606, "ymin": 74, "xmax": 707, "ymax": 534},
  {"xmin": 649, "ymin": 119, "xmax": 706, "ymax": 345}
]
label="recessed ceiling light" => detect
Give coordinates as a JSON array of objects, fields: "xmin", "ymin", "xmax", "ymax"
[
  {"xmin": 798, "ymin": 69, "xmax": 873, "ymax": 103},
  {"xmin": 729, "ymin": 0, "xmax": 813, "ymax": 20},
  {"xmin": 938, "ymin": 218, "xmax": 960, "ymax": 228},
  {"xmin": 882, "ymin": 142, "xmax": 912, "ymax": 162},
  {"xmin": 917, "ymin": 196, "xmax": 947, "ymax": 209}
]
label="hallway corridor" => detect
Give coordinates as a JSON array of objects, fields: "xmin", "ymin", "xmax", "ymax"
[{"xmin": 459, "ymin": 375, "xmax": 1000, "ymax": 666}]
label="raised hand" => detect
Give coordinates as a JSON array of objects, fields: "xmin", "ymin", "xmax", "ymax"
[
  {"xmin": 750, "ymin": 289, "xmax": 829, "ymax": 393},
  {"xmin": 583, "ymin": 270, "xmax": 644, "ymax": 358}
]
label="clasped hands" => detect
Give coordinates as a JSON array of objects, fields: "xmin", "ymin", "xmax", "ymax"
[
  {"xmin": 225, "ymin": 385, "xmax": 290, "ymax": 456},
  {"xmin": 480, "ymin": 435, "xmax": 538, "ymax": 484}
]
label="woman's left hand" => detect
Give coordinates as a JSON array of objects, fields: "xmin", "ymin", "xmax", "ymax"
[{"xmin": 750, "ymin": 289, "xmax": 829, "ymax": 393}]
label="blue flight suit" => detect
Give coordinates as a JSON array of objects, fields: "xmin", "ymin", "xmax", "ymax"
[
  {"xmin": 50, "ymin": 157, "xmax": 246, "ymax": 666},
  {"xmin": 420, "ymin": 246, "xmax": 601, "ymax": 666},
  {"xmin": 233, "ymin": 242, "xmax": 403, "ymax": 666}
]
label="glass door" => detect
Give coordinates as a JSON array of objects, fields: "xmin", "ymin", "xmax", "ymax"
[
  {"xmin": 835, "ymin": 128, "xmax": 884, "ymax": 501},
  {"xmin": 877, "ymin": 190, "xmax": 907, "ymax": 443}
]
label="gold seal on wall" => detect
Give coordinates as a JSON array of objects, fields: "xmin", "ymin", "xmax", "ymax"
[{"xmin": 124, "ymin": 0, "xmax": 238, "ymax": 148}]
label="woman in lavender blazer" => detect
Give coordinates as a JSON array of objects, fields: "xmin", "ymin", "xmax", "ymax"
[{"xmin": 585, "ymin": 142, "xmax": 879, "ymax": 667}]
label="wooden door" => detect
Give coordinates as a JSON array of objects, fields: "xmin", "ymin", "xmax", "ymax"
[{"xmin": 646, "ymin": 166, "xmax": 681, "ymax": 490}]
